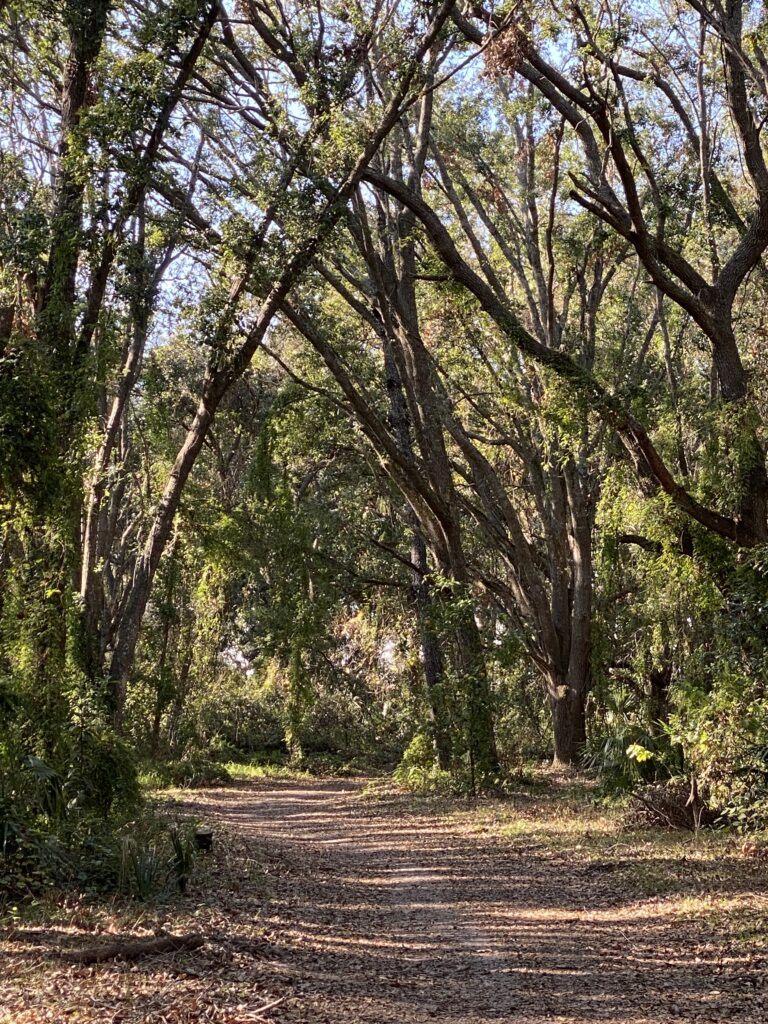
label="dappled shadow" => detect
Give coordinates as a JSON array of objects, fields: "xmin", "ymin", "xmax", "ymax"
[
  {"xmin": 0, "ymin": 925, "xmax": 99, "ymax": 957},
  {"xmin": 169, "ymin": 779, "xmax": 768, "ymax": 1023}
]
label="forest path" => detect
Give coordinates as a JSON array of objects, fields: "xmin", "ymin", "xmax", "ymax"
[{"xmin": 179, "ymin": 777, "xmax": 763, "ymax": 1024}]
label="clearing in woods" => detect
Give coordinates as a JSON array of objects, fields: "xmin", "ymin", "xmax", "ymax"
[{"xmin": 3, "ymin": 776, "xmax": 768, "ymax": 1023}]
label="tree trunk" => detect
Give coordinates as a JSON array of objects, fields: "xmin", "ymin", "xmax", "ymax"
[
  {"xmin": 108, "ymin": 373, "xmax": 226, "ymax": 724},
  {"xmin": 39, "ymin": 0, "xmax": 110, "ymax": 361},
  {"xmin": 383, "ymin": 338, "xmax": 452, "ymax": 769},
  {"xmin": 79, "ymin": 214, "xmax": 152, "ymax": 679},
  {"xmin": 411, "ymin": 533, "xmax": 452, "ymax": 771},
  {"xmin": 550, "ymin": 682, "xmax": 588, "ymax": 767},
  {"xmin": 453, "ymin": 610, "xmax": 500, "ymax": 786},
  {"xmin": 150, "ymin": 616, "xmax": 173, "ymax": 758},
  {"xmin": 549, "ymin": 481, "xmax": 592, "ymax": 768}
]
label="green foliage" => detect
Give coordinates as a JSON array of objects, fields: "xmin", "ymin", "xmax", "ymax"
[
  {"xmin": 490, "ymin": 643, "xmax": 551, "ymax": 765},
  {"xmin": 0, "ymin": 694, "xmax": 145, "ymax": 905},
  {"xmin": 582, "ymin": 691, "xmax": 684, "ymax": 793},
  {"xmin": 118, "ymin": 834, "xmax": 163, "ymax": 900},
  {"xmin": 117, "ymin": 821, "xmax": 197, "ymax": 900},
  {"xmin": 0, "ymin": 778, "xmax": 195, "ymax": 909},
  {"xmin": 0, "ymin": 351, "xmax": 57, "ymax": 497},
  {"xmin": 148, "ymin": 756, "xmax": 232, "ymax": 790},
  {"xmin": 666, "ymin": 574, "xmax": 768, "ymax": 831},
  {"xmin": 393, "ymin": 733, "xmax": 453, "ymax": 794},
  {"xmin": 67, "ymin": 725, "xmax": 141, "ymax": 818},
  {"xmin": 589, "ymin": 497, "xmax": 768, "ymax": 827},
  {"xmin": 168, "ymin": 826, "xmax": 196, "ymax": 894}
]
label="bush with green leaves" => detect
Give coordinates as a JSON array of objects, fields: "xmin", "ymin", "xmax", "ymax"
[
  {"xmin": 492, "ymin": 657, "xmax": 551, "ymax": 767},
  {"xmin": 393, "ymin": 733, "xmax": 453, "ymax": 794},
  {"xmin": 581, "ymin": 690, "xmax": 684, "ymax": 794},
  {"xmin": 67, "ymin": 725, "xmax": 141, "ymax": 818},
  {"xmin": 644, "ymin": 552, "xmax": 768, "ymax": 829},
  {"xmin": 0, "ymin": 791, "xmax": 199, "ymax": 910},
  {"xmin": 668, "ymin": 673, "xmax": 768, "ymax": 831},
  {"xmin": 0, "ymin": 706, "xmax": 190, "ymax": 909}
]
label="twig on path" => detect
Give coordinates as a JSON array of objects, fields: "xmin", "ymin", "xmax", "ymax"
[
  {"xmin": 7, "ymin": 956, "xmax": 47, "ymax": 976},
  {"xmin": 246, "ymin": 995, "xmax": 286, "ymax": 1020}
]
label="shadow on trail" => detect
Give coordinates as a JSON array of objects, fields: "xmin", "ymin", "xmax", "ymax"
[{"xmin": 175, "ymin": 779, "xmax": 767, "ymax": 1024}]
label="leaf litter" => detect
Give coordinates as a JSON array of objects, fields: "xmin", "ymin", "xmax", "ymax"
[{"xmin": 2, "ymin": 776, "xmax": 768, "ymax": 1023}]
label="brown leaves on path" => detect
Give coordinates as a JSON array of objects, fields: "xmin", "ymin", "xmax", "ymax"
[{"xmin": 3, "ymin": 776, "xmax": 768, "ymax": 1023}]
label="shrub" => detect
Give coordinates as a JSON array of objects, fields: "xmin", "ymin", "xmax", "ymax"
[
  {"xmin": 157, "ymin": 756, "xmax": 232, "ymax": 789},
  {"xmin": 67, "ymin": 726, "xmax": 141, "ymax": 818},
  {"xmin": 393, "ymin": 733, "xmax": 453, "ymax": 794},
  {"xmin": 582, "ymin": 691, "xmax": 683, "ymax": 793},
  {"xmin": 668, "ymin": 673, "xmax": 768, "ymax": 832},
  {"xmin": 0, "ymin": 803, "xmax": 199, "ymax": 909}
]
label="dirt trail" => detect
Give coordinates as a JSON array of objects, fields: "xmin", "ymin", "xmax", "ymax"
[{"xmin": 180, "ymin": 778, "xmax": 766, "ymax": 1023}]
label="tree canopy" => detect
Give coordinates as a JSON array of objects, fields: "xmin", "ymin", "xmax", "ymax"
[{"xmin": 3, "ymin": 0, "xmax": 768, "ymax": 863}]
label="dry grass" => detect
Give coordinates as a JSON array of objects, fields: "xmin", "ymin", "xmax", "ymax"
[{"xmin": 439, "ymin": 772, "xmax": 768, "ymax": 949}]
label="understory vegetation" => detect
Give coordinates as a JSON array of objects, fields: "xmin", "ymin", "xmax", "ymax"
[{"xmin": 4, "ymin": 0, "xmax": 768, "ymax": 914}]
